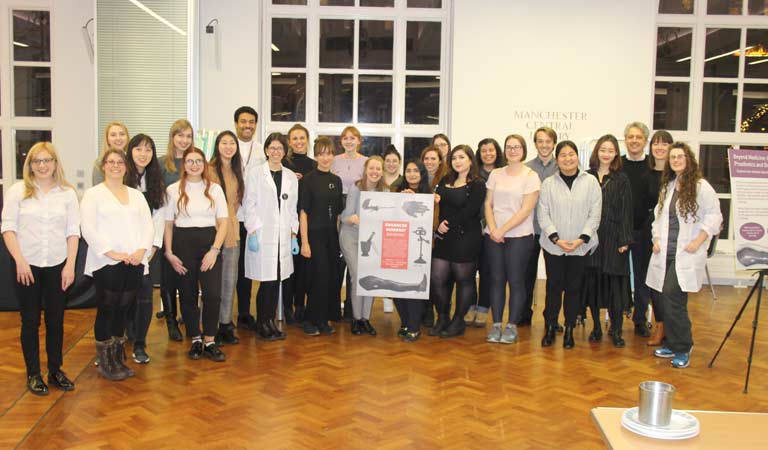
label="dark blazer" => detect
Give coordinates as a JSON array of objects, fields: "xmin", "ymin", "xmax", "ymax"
[{"xmin": 587, "ymin": 169, "xmax": 633, "ymax": 276}]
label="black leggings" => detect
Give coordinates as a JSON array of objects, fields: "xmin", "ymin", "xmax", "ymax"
[
  {"xmin": 543, "ymin": 252, "xmax": 586, "ymax": 327},
  {"xmin": 430, "ymin": 257, "xmax": 477, "ymax": 321},
  {"xmin": 394, "ymin": 299, "xmax": 423, "ymax": 332},
  {"xmin": 128, "ymin": 252, "xmax": 159, "ymax": 346},
  {"xmin": 174, "ymin": 226, "xmax": 222, "ymax": 338},
  {"xmin": 256, "ymin": 261, "xmax": 281, "ymax": 322},
  {"xmin": 15, "ymin": 262, "xmax": 66, "ymax": 376},
  {"xmin": 92, "ymin": 263, "xmax": 143, "ymax": 341},
  {"xmin": 305, "ymin": 228, "xmax": 340, "ymax": 324},
  {"xmin": 160, "ymin": 247, "xmax": 180, "ymax": 320},
  {"xmin": 237, "ymin": 221, "xmax": 254, "ymax": 319},
  {"xmin": 485, "ymin": 234, "xmax": 534, "ymax": 324},
  {"xmin": 286, "ymin": 234, "xmax": 309, "ymax": 313}
]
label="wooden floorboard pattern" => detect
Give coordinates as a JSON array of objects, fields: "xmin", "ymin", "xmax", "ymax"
[{"xmin": 0, "ymin": 284, "xmax": 766, "ymax": 449}]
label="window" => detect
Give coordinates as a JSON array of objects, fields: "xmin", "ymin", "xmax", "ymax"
[
  {"xmin": 655, "ymin": 0, "xmax": 768, "ymax": 245},
  {"xmin": 265, "ymin": 0, "xmax": 451, "ymax": 162}
]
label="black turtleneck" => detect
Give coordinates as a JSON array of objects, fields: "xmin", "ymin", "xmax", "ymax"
[{"xmin": 560, "ymin": 170, "xmax": 579, "ymax": 190}]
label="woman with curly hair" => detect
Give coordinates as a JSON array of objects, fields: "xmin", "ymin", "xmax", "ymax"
[{"xmin": 647, "ymin": 142, "xmax": 722, "ymax": 369}]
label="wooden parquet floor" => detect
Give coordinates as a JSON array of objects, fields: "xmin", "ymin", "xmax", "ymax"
[{"xmin": 0, "ymin": 284, "xmax": 766, "ymax": 449}]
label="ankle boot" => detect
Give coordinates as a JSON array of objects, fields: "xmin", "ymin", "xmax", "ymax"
[
  {"xmin": 256, "ymin": 321, "xmax": 277, "ymax": 341},
  {"xmin": 589, "ymin": 323, "xmax": 603, "ymax": 342},
  {"xmin": 429, "ymin": 314, "xmax": 450, "ymax": 336},
  {"xmin": 267, "ymin": 319, "xmax": 286, "ymax": 340},
  {"xmin": 541, "ymin": 324, "xmax": 556, "ymax": 347},
  {"xmin": 439, "ymin": 317, "xmax": 466, "ymax": 338},
  {"xmin": 113, "ymin": 337, "xmax": 135, "ymax": 377},
  {"xmin": 166, "ymin": 318, "xmax": 183, "ymax": 342},
  {"xmin": 647, "ymin": 322, "xmax": 664, "ymax": 347},
  {"xmin": 95, "ymin": 338, "xmax": 127, "ymax": 381},
  {"xmin": 563, "ymin": 326, "xmax": 575, "ymax": 349},
  {"xmin": 612, "ymin": 329, "xmax": 626, "ymax": 348}
]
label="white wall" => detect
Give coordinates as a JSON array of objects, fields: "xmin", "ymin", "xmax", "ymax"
[
  {"xmin": 198, "ymin": 0, "xmax": 262, "ymax": 136},
  {"xmin": 450, "ymin": 0, "xmax": 656, "ymax": 151}
]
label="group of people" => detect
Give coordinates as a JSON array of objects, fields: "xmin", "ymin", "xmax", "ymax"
[{"xmin": 2, "ymin": 111, "xmax": 723, "ymax": 395}]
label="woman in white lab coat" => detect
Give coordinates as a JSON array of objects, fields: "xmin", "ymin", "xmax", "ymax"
[
  {"xmin": 244, "ymin": 133, "xmax": 299, "ymax": 340},
  {"xmin": 646, "ymin": 142, "xmax": 721, "ymax": 369}
]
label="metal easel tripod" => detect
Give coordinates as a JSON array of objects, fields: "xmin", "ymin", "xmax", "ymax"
[{"xmin": 708, "ymin": 269, "xmax": 766, "ymax": 394}]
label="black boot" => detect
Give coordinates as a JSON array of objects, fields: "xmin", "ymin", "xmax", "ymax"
[
  {"xmin": 439, "ymin": 317, "xmax": 466, "ymax": 338},
  {"xmin": 283, "ymin": 307, "xmax": 296, "ymax": 325},
  {"xmin": 612, "ymin": 329, "xmax": 626, "ymax": 348},
  {"xmin": 589, "ymin": 323, "xmax": 603, "ymax": 342},
  {"xmin": 351, "ymin": 320, "xmax": 363, "ymax": 335},
  {"xmin": 218, "ymin": 322, "xmax": 240, "ymax": 345},
  {"xmin": 563, "ymin": 326, "xmax": 575, "ymax": 349},
  {"xmin": 256, "ymin": 321, "xmax": 277, "ymax": 341},
  {"xmin": 166, "ymin": 317, "xmax": 183, "ymax": 341},
  {"xmin": 267, "ymin": 319, "xmax": 286, "ymax": 340},
  {"xmin": 541, "ymin": 324, "xmax": 556, "ymax": 347},
  {"xmin": 428, "ymin": 314, "xmax": 449, "ymax": 336}
]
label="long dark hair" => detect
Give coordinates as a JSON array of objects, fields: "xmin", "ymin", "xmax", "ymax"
[
  {"xmin": 397, "ymin": 160, "xmax": 432, "ymax": 194},
  {"xmin": 475, "ymin": 138, "xmax": 504, "ymax": 170},
  {"xmin": 442, "ymin": 145, "xmax": 479, "ymax": 186},
  {"xmin": 210, "ymin": 130, "xmax": 244, "ymax": 205},
  {"xmin": 125, "ymin": 134, "xmax": 165, "ymax": 210}
]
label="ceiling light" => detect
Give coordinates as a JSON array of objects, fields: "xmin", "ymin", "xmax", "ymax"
[
  {"xmin": 13, "ymin": 41, "xmax": 29, "ymax": 47},
  {"xmin": 272, "ymin": 43, "xmax": 280, "ymax": 52},
  {"xmin": 129, "ymin": 0, "xmax": 186, "ymax": 36}
]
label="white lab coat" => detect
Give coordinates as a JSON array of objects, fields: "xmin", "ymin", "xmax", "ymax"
[
  {"xmin": 646, "ymin": 178, "xmax": 722, "ymax": 293},
  {"xmin": 243, "ymin": 163, "xmax": 299, "ymax": 281}
]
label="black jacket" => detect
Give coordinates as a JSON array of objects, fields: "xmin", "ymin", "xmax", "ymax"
[{"xmin": 587, "ymin": 169, "xmax": 633, "ymax": 276}]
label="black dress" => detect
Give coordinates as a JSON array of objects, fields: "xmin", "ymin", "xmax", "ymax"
[
  {"xmin": 433, "ymin": 179, "xmax": 487, "ymax": 263},
  {"xmin": 582, "ymin": 170, "xmax": 633, "ymax": 326}
]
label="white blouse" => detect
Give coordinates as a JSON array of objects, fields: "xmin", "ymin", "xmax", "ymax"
[
  {"xmin": 80, "ymin": 184, "xmax": 155, "ymax": 276},
  {"xmin": 1, "ymin": 182, "xmax": 80, "ymax": 268},
  {"xmin": 165, "ymin": 180, "xmax": 228, "ymax": 227}
]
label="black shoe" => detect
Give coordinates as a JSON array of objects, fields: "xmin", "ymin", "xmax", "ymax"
[
  {"xmin": 203, "ymin": 343, "xmax": 226, "ymax": 362},
  {"xmin": 284, "ymin": 308, "xmax": 296, "ymax": 325},
  {"xmin": 132, "ymin": 345, "xmax": 150, "ymax": 364},
  {"xmin": 267, "ymin": 319, "xmax": 286, "ymax": 340},
  {"xmin": 257, "ymin": 321, "xmax": 277, "ymax": 341},
  {"xmin": 429, "ymin": 314, "xmax": 449, "ymax": 336},
  {"xmin": 422, "ymin": 307, "xmax": 435, "ymax": 328},
  {"xmin": 167, "ymin": 319, "xmax": 183, "ymax": 342},
  {"xmin": 556, "ymin": 323, "xmax": 564, "ymax": 333},
  {"xmin": 361, "ymin": 319, "xmax": 377, "ymax": 336},
  {"xmin": 612, "ymin": 331, "xmax": 626, "ymax": 348},
  {"xmin": 47, "ymin": 369, "xmax": 75, "ymax": 391},
  {"xmin": 541, "ymin": 324, "xmax": 556, "ymax": 347},
  {"xmin": 439, "ymin": 319, "xmax": 466, "ymax": 338},
  {"xmin": 588, "ymin": 327, "xmax": 603, "ymax": 342},
  {"xmin": 303, "ymin": 322, "xmax": 320, "ymax": 336},
  {"xmin": 563, "ymin": 326, "xmax": 575, "ymax": 349},
  {"xmin": 27, "ymin": 374, "xmax": 49, "ymax": 396},
  {"xmin": 238, "ymin": 315, "xmax": 258, "ymax": 331},
  {"xmin": 351, "ymin": 320, "xmax": 364, "ymax": 335},
  {"xmin": 220, "ymin": 323, "xmax": 240, "ymax": 345},
  {"xmin": 403, "ymin": 330, "xmax": 421, "ymax": 342},
  {"xmin": 634, "ymin": 324, "xmax": 651, "ymax": 337},
  {"xmin": 318, "ymin": 322, "xmax": 336, "ymax": 335},
  {"xmin": 397, "ymin": 326, "xmax": 408, "ymax": 338},
  {"xmin": 188, "ymin": 341, "xmax": 204, "ymax": 360}
]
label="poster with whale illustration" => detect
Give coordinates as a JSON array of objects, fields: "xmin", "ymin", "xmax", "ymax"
[
  {"xmin": 357, "ymin": 191, "xmax": 434, "ymax": 299},
  {"xmin": 728, "ymin": 148, "xmax": 768, "ymax": 270}
]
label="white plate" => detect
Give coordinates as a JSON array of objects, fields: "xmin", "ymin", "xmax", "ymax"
[{"xmin": 621, "ymin": 407, "xmax": 700, "ymax": 440}]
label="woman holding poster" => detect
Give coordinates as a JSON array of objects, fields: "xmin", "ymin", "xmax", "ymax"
[
  {"xmin": 340, "ymin": 156, "xmax": 388, "ymax": 336},
  {"xmin": 647, "ymin": 142, "xmax": 722, "ymax": 369},
  {"xmin": 430, "ymin": 145, "xmax": 487, "ymax": 338}
]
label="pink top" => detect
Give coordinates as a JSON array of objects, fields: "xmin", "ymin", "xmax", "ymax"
[
  {"xmin": 485, "ymin": 166, "xmax": 541, "ymax": 238},
  {"xmin": 332, "ymin": 154, "xmax": 368, "ymax": 195}
]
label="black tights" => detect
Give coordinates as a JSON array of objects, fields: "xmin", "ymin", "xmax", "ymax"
[
  {"xmin": 92, "ymin": 263, "xmax": 143, "ymax": 341},
  {"xmin": 430, "ymin": 258, "xmax": 477, "ymax": 321}
]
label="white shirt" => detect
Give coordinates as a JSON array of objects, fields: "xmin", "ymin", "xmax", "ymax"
[
  {"xmin": 238, "ymin": 139, "xmax": 264, "ymax": 222},
  {"xmin": 80, "ymin": 184, "xmax": 155, "ymax": 276},
  {"xmin": 1, "ymin": 182, "xmax": 80, "ymax": 267},
  {"xmin": 165, "ymin": 180, "xmax": 228, "ymax": 227}
]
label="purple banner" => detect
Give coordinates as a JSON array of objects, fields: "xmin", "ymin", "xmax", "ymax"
[{"xmin": 728, "ymin": 149, "xmax": 768, "ymax": 179}]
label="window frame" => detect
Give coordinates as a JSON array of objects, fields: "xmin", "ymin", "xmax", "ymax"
[{"xmin": 262, "ymin": 0, "xmax": 452, "ymax": 158}]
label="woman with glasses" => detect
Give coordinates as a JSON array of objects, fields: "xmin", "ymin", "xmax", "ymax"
[
  {"xmin": 164, "ymin": 148, "xmax": 229, "ymax": 361},
  {"xmin": 81, "ymin": 149, "xmax": 154, "ymax": 380},
  {"xmin": 2, "ymin": 143, "xmax": 80, "ymax": 394},
  {"xmin": 432, "ymin": 134, "xmax": 452, "ymax": 164},
  {"xmin": 244, "ymin": 133, "xmax": 299, "ymax": 340}
]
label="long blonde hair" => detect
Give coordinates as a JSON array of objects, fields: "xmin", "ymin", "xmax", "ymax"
[
  {"xmin": 165, "ymin": 119, "xmax": 194, "ymax": 173},
  {"xmin": 94, "ymin": 121, "xmax": 129, "ymax": 173},
  {"xmin": 23, "ymin": 142, "xmax": 73, "ymax": 199},
  {"xmin": 355, "ymin": 156, "xmax": 387, "ymax": 192}
]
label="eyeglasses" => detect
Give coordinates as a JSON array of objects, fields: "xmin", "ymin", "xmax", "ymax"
[
  {"xmin": 105, "ymin": 160, "xmax": 125, "ymax": 167},
  {"xmin": 185, "ymin": 159, "xmax": 205, "ymax": 166},
  {"xmin": 31, "ymin": 158, "xmax": 55, "ymax": 166},
  {"xmin": 669, "ymin": 154, "xmax": 686, "ymax": 161},
  {"xmin": 505, "ymin": 145, "xmax": 523, "ymax": 151},
  {"xmin": 267, "ymin": 146, "xmax": 284, "ymax": 153},
  {"xmin": 435, "ymin": 143, "xmax": 449, "ymax": 148}
]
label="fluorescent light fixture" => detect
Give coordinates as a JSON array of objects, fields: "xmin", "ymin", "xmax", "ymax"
[
  {"xmin": 271, "ymin": 43, "xmax": 280, "ymax": 52},
  {"xmin": 13, "ymin": 41, "xmax": 29, "ymax": 47},
  {"xmin": 676, "ymin": 56, "xmax": 691, "ymax": 63},
  {"xmin": 271, "ymin": 72, "xmax": 282, "ymax": 76},
  {"xmin": 129, "ymin": 0, "xmax": 186, "ymax": 36},
  {"xmin": 705, "ymin": 46, "xmax": 753, "ymax": 63},
  {"xmin": 748, "ymin": 58, "xmax": 768, "ymax": 66}
]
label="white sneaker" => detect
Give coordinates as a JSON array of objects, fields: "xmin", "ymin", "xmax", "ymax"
[
  {"xmin": 487, "ymin": 323, "xmax": 502, "ymax": 343},
  {"xmin": 500, "ymin": 323, "xmax": 518, "ymax": 344},
  {"xmin": 383, "ymin": 298, "xmax": 394, "ymax": 313}
]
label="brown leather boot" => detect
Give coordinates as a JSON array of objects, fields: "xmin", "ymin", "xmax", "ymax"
[{"xmin": 647, "ymin": 322, "xmax": 664, "ymax": 346}]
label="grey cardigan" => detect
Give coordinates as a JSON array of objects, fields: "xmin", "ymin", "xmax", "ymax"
[{"xmin": 537, "ymin": 170, "xmax": 602, "ymax": 256}]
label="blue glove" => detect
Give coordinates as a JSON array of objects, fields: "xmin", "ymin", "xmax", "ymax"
[
  {"xmin": 247, "ymin": 232, "xmax": 260, "ymax": 253},
  {"xmin": 291, "ymin": 236, "xmax": 300, "ymax": 255}
]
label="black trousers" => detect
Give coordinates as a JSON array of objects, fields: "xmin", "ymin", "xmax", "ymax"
[
  {"xmin": 630, "ymin": 228, "xmax": 652, "ymax": 326},
  {"xmin": 305, "ymin": 228, "xmax": 340, "ymax": 324},
  {"xmin": 486, "ymin": 234, "xmax": 534, "ymax": 324},
  {"xmin": 236, "ymin": 221, "xmax": 255, "ymax": 319},
  {"xmin": 257, "ymin": 261, "xmax": 281, "ymax": 322},
  {"xmin": 650, "ymin": 289, "xmax": 663, "ymax": 322},
  {"xmin": 92, "ymin": 263, "xmax": 144, "ymax": 341},
  {"xmin": 15, "ymin": 262, "xmax": 66, "ymax": 376},
  {"xmin": 128, "ymin": 252, "xmax": 159, "ymax": 346},
  {"xmin": 394, "ymin": 299, "xmax": 423, "ymax": 332},
  {"xmin": 287, "ymin": 252, "xmax": 309, "ymax": 313},
  {"xmin": 160, "ymin": 246, "xmax": 180, "ymax": 320},
  {"xmin": 661, "ymin": 259, "xmax": 692, "ymax": 353},
  {"xmin": 543, "ymin": 252, "xmax": 587, "ymax": 327},
  {"xmin": 521, "ymin": 235, "xmax": 542, "ymax": 323},
  {"xmin": 174, "ymin": 227, "xmax": 222, "ymax": 338}
]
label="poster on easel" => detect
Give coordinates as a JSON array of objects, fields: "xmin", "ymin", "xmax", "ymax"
[
  {"xmin": 728, "ymin": 148, "xmax": 768, "ymax": 270},
  {"xmin": 356, "ymin": 191, "xmax": 434, "ymax": 299}
]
